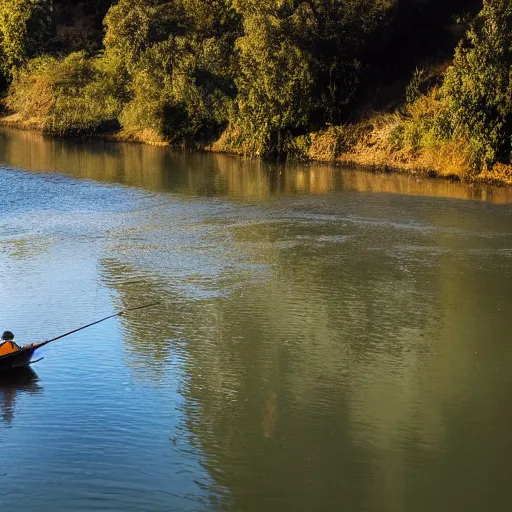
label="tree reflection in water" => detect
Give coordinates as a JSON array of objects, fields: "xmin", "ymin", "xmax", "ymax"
[{"xmin": 1, "ymin": 127, "xmax": 512, "ymax": 203}]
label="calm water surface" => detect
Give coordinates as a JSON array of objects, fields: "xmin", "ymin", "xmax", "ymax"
[{"xmin": 1, "ymin": 128, "xmax": 512, "ymax": 512}]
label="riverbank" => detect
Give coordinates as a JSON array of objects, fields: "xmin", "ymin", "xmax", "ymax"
[
  {"xmin": 2, "ymin": 112, "xmax": 512, "ymax": 188},
  {"xmin": 294, "ymin": 121, "xmax": 512, "ymax": 188},
  {"xmin": 0, "ymin": 114, "xmax": 170, "ymax": 147}
]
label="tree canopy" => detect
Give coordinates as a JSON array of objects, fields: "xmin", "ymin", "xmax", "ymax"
[{"xmin": 441, "ymin": 0, "xmax": 512, "ymax": 169}]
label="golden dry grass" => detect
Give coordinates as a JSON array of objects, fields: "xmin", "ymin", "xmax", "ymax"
[
  {"xmin": 0, "ymin": 113, "xmax": 45, "ymax": 131},
  {"xmin": 109, "ymin": 128, "xmax": 169, "ymax": 146}
]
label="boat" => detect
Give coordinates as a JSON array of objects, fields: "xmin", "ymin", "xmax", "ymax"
[
  {"xmin": 0, "ymin": 343, "xmax": 42, "ymax": 373},
  {"xmin": 0, "ymin": 301, "xmax": 160, "ymax": 375}
]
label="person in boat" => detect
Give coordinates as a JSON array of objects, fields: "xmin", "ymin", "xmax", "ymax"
[{"xmin": 0, "ymin": 331, "xmax": 22, "ymax": 357}]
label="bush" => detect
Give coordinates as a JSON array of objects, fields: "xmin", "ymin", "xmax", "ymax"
[
  {"xmin": 405, "ymin": 66, "xmax": 443, "ymax": 104},
  {"xmin": 104, "ymin": 0, "xmax": 234, "ymax": 144},
  {"xmin": 6, "ymin": 51, "xmax": 125, "ymax": 136},
  {"xmin": 229, "ymin": 12, "xmax": 314, "ymax": 157},
  {"xmin": 441, "ymin": 0, "xmax": 512, "ymax": 170},
  {"xmin": 5, "ymin": 56, "xmax": 57, "ymax": 118}
]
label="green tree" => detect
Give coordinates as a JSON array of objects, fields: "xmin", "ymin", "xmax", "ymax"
[
  {"xmin": 104, "ymin": 0, "xmax": 237, "ymax": 143},
  {"xmin": 6, "ymin": 50, "xmax": 126, "ymax": 136},
  {"xmin": 284, "ymin": 0, "xmax": 396, "ymax": 123},
  {"xmin": 0, "ymin": 0, "xmax": 52, "ymax": 79},
  {"xmin": 231, "ymin": 10, "xmax": 313, "ymax": 156},
  {"xmin": 441, "ymin": 0, "xmax": 512, "ymax": 170},
  {"xmin": 227, "ymin": 0, "xmax": 396, "ymax": 156},
  {"xmin": 103, "ymin": 0, "xmax": 189, "ymax": 73}
]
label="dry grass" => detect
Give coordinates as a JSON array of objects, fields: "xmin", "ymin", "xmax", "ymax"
[
  {"xmin": 208, "ymin": 125, "xmax": 243, "ymax": 154},
  {"xmin": 208, "ymin": 124, "xmax": 264, "ymax": 156},
  {"xmin": 418, "ymin": 139, "xmax": 471, "ymax": 178},
  {"xmin": 109, "ymin": 128, "xmax": 169, "ymax": 146},
  {"xmin": 307, "ymin": 127, "xmax": 343, "ymax": 161},
  {"xmin": 336, "ymin": 136, "xmax": 471, "ymax": 180},
  {"xmin": 0, "ymin": 113, "xmax": 45, "ymax": 131},
  {"xmin": 478, "ymin": 163, "xmax": 512, "ymax": 186},
  {"xmin": 319, "ymin": 91, "xmax": 475, "ymax": 181}
]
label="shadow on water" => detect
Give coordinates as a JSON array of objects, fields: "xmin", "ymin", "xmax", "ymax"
[{"xmin": 0, "ymin": 367, "xmax": 42, "ymax": 425}]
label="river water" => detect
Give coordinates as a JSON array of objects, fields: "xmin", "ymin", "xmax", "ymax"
[{"xmin": 1, "ymin": 128, "xmax": 512, "ymax": 512}]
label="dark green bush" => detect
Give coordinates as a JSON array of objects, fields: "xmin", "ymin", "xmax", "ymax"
[
  {"xmin": 441, "ymin": 0, "xmax": 512, "ymax": 170},
  {"xmin": 104, "ymin": 0, "xmax": 236, "ymax": 144}
]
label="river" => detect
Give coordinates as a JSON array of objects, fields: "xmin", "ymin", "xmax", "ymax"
[{"xmin": 1, "ymin": 128, "xmax": 512, "ymax": 512}]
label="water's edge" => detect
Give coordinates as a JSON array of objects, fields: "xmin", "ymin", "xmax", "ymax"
[{"xmin": 2, "ymin": 116, "xmax": 509, "ymax": 188}]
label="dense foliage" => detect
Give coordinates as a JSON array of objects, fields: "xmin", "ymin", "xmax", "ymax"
[
  {"xmin": 441, "ymin": 0, "xmax": 512, "ymax": 170},
  {"xmin": 0, "ymin": 0, "xmax": 52, "ymax": 80},
  {"xmin": 3, "ymin": 0, "xmax": 512, "ymax": 175}
]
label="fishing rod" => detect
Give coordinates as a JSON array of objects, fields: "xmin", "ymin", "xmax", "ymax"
[{"xmin": 33, "ymin": 302, "xmax": 161, "ymax": 349}]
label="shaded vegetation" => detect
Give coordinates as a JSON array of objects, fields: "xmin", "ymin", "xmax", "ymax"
[
  {"xmin": 3, "ymin": 0, "xmax": 512, "ymax": 181},
  {"xmin": 351, "ymin": 0, "xmax": 512, "ymax": 181}
]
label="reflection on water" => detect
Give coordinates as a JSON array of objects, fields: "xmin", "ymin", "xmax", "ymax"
[
  {"xmin": 98, "ymin": 201, "xmax": 512, "ymax": 512},
  {"xmin": 0, "ymin": 368, "xmax": 42, "ymax": 424},
  {"xmin": 1, "ymin": 127, "xmax": 512, "ymax": 512},
  {"xmin": 1, "ymin": 127, "xmax": 512, "ymax": 203},
  {"xmin": 262, "ymin": 390, "xmax": 278, "ymax": 439}
]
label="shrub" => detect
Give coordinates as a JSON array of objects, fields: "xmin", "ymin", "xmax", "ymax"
[
  {"xmin": 230, "ymin": 13, "xmax": 314, "ymax": 157},
  {"xmin": 6, "ymin": 51, "xmax": 125, "ymax": 136},
  {"xmin": 104, "ymin": 0, "xmax": 235, "ymax": 144},
  {"xmin": 441, "ymin": 0, "xmax": 512, "ymax": 170},
  {"xmin": 5, "ymin": 55, "xmax": 56, "ymax": 117}
]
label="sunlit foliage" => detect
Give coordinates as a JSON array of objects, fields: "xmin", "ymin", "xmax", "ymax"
[
  {"xmin": 441, "ymin": 0, "xmax": 512, "ymax": 169},
  {"xmin": 103, "ymin": 0, "xmax": 238, "ymax": 143},
  {"xmin": 4, "ymin": 0, "xmax": 509, "ymax": 176},
  {"xmin": 0, "ymin": 0, "xmax": 52, "ymax": 79}
]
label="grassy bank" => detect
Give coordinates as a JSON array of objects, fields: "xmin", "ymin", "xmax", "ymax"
[
  {"xmin": 285, "ymin": 115, "xmax": 512, "ymax": 187},
  {"xmin": 3, "ymin": 108, "xmax": 512, "ymax": 188},
  {"xmin": 0, "ymin": 112, "xmax": 169, "ymax": 146}
]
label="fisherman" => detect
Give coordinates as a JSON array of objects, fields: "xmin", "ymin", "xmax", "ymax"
[{"xmin": 0, "ymin": 331, "xmax": 22, "ymax": 356}]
